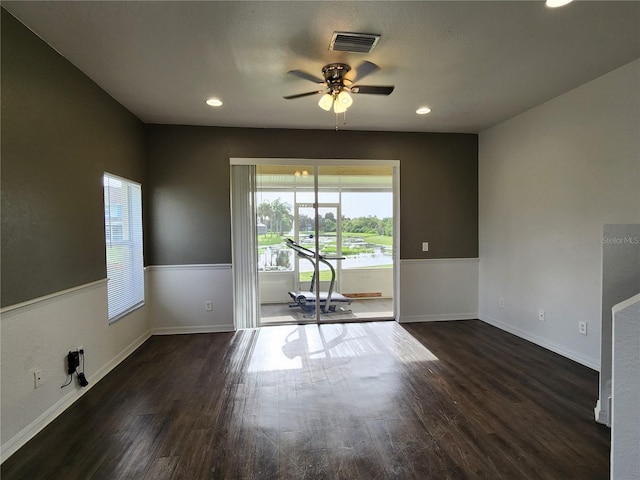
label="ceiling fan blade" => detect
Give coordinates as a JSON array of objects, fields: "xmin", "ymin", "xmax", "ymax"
[
  {"xmin": 283, "ymin": 90, "xmax": 325, "ymax": 100},
  {"xmin": 351, "ymin": 61, "xmax": 381, "ymax": 83},
  {"xmin": 287, "ymin": 70, "xmax": 325, "ymax": 84},
  {"xmin": 350, "ymin": 85, "xmax": 395, "ymax": 95}
]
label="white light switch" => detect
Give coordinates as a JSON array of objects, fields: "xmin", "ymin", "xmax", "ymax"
[{"xmin": 422, "ymin": 242, "xmax": 429, "ymax": 252}]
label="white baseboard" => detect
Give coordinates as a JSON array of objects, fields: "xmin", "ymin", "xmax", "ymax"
[
  {"xmin": 594, "ymin": 399, "xmax": 611, "ymax": 426},
  {"xmin": 400, "ymin": 313, "xmax": 478, "ymax": 323},
  {"xmin": 152, "ymin": 325, "xmax": 235, "ymax": 335},
  {"xmin": 1, "ymin": 329, "xmax": 152, "ymax": 463},
  {"xmin": 479, "ymin": 312, "xmax": 600, "ymax": 370}
]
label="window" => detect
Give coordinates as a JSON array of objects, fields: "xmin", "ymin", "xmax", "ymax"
[{"xmin": 103, "ymin": 173, "xmax": 144, "ymax": 322}]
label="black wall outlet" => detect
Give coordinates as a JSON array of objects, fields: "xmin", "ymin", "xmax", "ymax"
[{"xmin": 67, "ymin": 351, "xmax": 80, "ymax": 374}]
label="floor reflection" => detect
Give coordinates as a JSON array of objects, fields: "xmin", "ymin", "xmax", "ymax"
[{"xmin": 241, "ymin": 321, "xmax": 441, "ymax": 442}]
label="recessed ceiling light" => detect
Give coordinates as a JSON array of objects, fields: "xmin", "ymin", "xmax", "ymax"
[
  {"xmin": 546, "ymin": 0, "xmax": 573, "ymax": 8},
  {"xmin": 206, "ymin": 98, "xmax": 223, "ymax": 107},
  {"xmin": 416, "ymin": 106, "xmax": 431, "ymax": 115}
]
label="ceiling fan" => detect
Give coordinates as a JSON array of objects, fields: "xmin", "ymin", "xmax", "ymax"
[{"xmin": 283, "ymin": 61, "xmax": 394, "ymax": 114}]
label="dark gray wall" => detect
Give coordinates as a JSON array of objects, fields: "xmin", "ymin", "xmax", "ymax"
[
  {"xmin": 146, "ymin": 126, "xmax": 478, "ymax": 265},
  {"xmin": 1, "ymin": 8, "xmax": 478, "ymax": 306},
  {"xmin": 1, "ymin": 10, "xmax": 146, "ymax": 307}
]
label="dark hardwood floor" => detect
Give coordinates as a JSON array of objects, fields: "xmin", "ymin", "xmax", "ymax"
[{"xmin": 2, "ymin": 320, "xmax": 609, "ymax": 479}]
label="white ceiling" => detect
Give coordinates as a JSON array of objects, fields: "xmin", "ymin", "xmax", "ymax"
[{"xmin": 3, "ymin": 1, "xmax": 639, "ymax": 133}]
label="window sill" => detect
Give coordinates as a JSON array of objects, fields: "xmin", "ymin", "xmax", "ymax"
[{"xmin": 108, "ymin": 301, "xmax": 145, "ymax": 325}]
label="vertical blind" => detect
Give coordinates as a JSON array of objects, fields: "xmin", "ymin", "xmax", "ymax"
[
  {"xmin": 230, "ymin": 165, "xmax": 259, "ymax": 329},
  {"xmin": 103, "ymin": 173, "xmax": 144, "ymax": 322}
]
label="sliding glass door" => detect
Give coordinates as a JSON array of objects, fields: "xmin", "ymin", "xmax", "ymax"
[
  {"xmin": 315, "ymin": 165, "xmax": 395, "ymax": 323},
  {"xmin": 254, "ymin": 163, "xmax": 316, "ymax": 324},
  {"xmin": 231, "ymin": 159, "xmax": 399, "ymax": 328}
]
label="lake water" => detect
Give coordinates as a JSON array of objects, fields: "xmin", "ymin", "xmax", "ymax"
[{"xmin": 259, "ymin": 239, "xmax": 392, "ymax": 272}]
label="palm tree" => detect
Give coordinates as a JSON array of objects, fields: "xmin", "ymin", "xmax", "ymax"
[
  {"xmin": 270, "ymin": 198, "xmax": 292, "ymax": 236},
  {"xmin": 257, "ymin": 201, "xmax": 273, "ymax": 235}
]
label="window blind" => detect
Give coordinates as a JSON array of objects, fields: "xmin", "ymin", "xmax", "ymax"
[
  {"xmin": 103, "ymin": 173, "xmax": 144, "ymax": 322},
  {"xmin": 230, "ymin": 164, "xmax": 259, "ymax": 329}
]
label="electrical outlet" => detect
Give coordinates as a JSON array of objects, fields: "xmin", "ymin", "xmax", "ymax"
[
  {"xmin": 422, "ymin": 242, "xmax": 429, "ymax": 252},
  {"xmin": 579, "ymin": 321, "xmax": 587, "ymax": 335},
  {"xmin": 33, "ymin": 369, "xmax": 43, "ymax": 388},
  {"xmin": 205, "ymin": 301, "xmax": 213, "ymax": 311},
  {"xmin": 538, "ymin": 309, "xmax": 545, "ymax": 322},
  {"xmin": 499, "ymin": 297, "xmax": 505, "ymax": 308}
]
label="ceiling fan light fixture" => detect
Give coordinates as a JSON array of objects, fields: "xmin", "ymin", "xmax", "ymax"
[
  {"xmin": 333, "ymin": 91, "xmax": 353, "ymax": 113},
  {"xmin": 286, "ymin": 62, "xmax": 394, "ymax": 125},
  {"xmin": 333, "ymin": 103, "xmax": 347, "ymax": 114},
  {"xmin": 318, "ymin": 93, "xmax": 333, "ymax": 111}
]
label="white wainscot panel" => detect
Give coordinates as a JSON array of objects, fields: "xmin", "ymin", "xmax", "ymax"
[
  {"xmin": 400, "ymin": 259, "xmax": 479, "ymax": 322},
  {"xmin": 148, "ymin": 265, "xmax": 235, "ymax": 334},
  {"xmin": 341, "ymin": 268, "xmax": 394, "ymax": 298},
  {"xmin": 259, "ymin": 268, "xmax": 394, "ymax": 304},
  {"xmin": 259, "ymin": 271, "xmax": 296, "ymax": 304},
  {"xmin": 1, "ymin": 280, "xmax": 150, "ymax": 462}
]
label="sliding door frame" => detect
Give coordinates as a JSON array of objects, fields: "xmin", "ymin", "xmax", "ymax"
[{"xmin": 230, "ymin": 158, "xmax": 400, "ymax": 329}]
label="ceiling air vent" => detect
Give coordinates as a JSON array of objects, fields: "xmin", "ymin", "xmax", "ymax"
[{"xmin": 329, "ymin": 32, "xmax": 381, "ymax": 54}]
